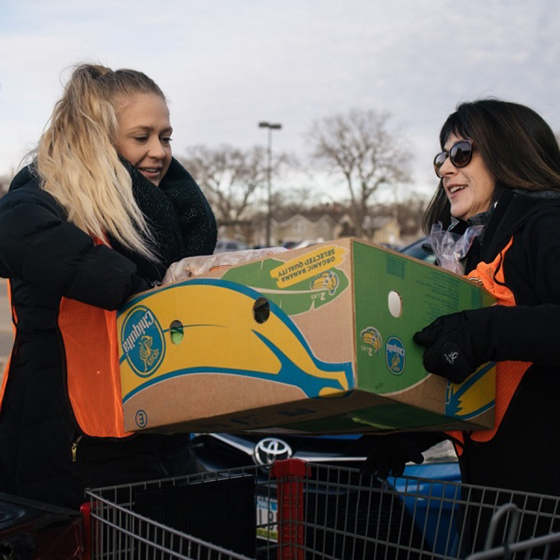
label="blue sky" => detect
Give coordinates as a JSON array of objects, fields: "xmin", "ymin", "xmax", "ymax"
[{"xmin": 1, "ymin": 0, "xmax": 560, "ymax": 197}]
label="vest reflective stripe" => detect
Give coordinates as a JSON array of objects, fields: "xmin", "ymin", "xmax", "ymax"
[
  {"xmin": 447, "ymin": 237, "xmax": 531, "ymax": 454},
  {"xmin": 59, "ymin": 297, "xmax": 130, "ymax": 438}
]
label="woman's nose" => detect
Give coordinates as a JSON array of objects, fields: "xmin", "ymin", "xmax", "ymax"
[
  {"xmin": 147, "ymin": 139, "xmax": 166, "ymax": 158},
  {"xmin": 440, "ymin": 155, "xmax": 457, "ymax": 176}
]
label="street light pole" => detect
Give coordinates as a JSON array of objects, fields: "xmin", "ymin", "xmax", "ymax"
[{"xmin": 258, "ymin": 121, "xmax": 282, "ymax": 247}]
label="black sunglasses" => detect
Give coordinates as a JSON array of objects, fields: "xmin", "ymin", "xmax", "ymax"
[{"xmin": 433, "ymin": 139, "xmax": 475, "ymax": 178}]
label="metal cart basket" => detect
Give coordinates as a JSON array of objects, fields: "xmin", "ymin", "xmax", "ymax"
[{"xmin": 83, "ymin": 459, "xmax": 560, "ymax": 559}]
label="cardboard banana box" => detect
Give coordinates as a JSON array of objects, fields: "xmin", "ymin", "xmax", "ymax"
[{"xmin": 117, "ymin": 237, "xmax": 496, "ymax": 434}]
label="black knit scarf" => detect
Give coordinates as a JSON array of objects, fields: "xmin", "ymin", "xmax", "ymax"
[{"xmin": 108, "ymin": 158, "xmax": 217, "ymax": 283}]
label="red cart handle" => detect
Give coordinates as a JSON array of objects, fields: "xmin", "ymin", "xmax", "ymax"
[{"xmin": 271, "ymin": 459, "xmax": 311, "ymax": 560}]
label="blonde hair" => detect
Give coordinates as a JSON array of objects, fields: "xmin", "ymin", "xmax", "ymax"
[{"xmin": 35, "ymin": 63, "xmax": 167, "ymax": 260}]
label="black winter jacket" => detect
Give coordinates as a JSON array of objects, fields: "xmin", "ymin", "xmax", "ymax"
[
  {"xmin": 403, "ymin": 187, "xmax": 560, "ymax": 491},
  {"xmin": 412, "ymin": 187, "xmax": 560, "ymax": 495},
  {"xmin": 455, "ymin": 187, "xmax": 560, "ymax": 495},
  {"xmin": 0, "ymin": 159, "xmax": 216, "ymax": 509},
  {"xmin": 354, "ymin": 187, "xmax": 560, "ymax": 553}
]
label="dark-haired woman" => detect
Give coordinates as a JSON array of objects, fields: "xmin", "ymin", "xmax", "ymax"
[
  {"xmin": 358, "ymin": 99, "xmax": 560, "ymax": 551},
  {"xmin": 415, "ymin": 99, "xmax": 560, "ymax": 497}
]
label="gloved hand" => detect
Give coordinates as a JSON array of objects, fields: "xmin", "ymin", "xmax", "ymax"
[
  {"xmin": 348, "ymin": 434, "xmax": 425, "ymax": 478},
  {"xmin": 413, "ymin": 311, "xmax": 485, "ymax": 384}
]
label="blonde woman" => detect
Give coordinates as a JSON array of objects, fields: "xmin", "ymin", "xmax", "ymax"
[{"xmin": 0, "ymin": 64, "xmax": 217, "ymax": 509}]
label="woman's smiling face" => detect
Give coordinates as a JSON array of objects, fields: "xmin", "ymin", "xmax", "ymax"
[
  {"xmin": 115, "ymin": 93, "xmax": 173, "ymax": 186},
  {"xmin": 439, "ymin": 132, "xmax": 496, "ymax": 221}
]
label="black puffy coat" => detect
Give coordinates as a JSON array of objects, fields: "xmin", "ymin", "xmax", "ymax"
[
  {"xmin": 455, "ymin": 187, "xmax": 560, "ymax": 495},
  {"xmin": 415, "ymin": 187, "xmax": 560, "ymax": 494},
  {"xmin": 0, "ymin": 158, "xmax": 217, "ymax": 509}
]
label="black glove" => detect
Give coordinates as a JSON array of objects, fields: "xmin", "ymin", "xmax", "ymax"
[
  {"xmin": 413, "ymin": 311, "xmax": 485, "ymax": 384},
  {"xmin": 348, "ymin": 434, "xmax": 425, "ymax": 478}
]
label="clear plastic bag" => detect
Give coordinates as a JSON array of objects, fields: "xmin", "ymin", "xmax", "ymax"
[
  {"xmin": 162, "ymin": 247, "xmax": 287, "ymax": 285},
  {"xmin": 427, "ymin": 219, "xmax": 483, "ymax": 274}
]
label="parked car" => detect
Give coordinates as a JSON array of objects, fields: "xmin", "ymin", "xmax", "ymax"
[
  {"xmin": 292, "ymin": 238, "xmax": 324, "ymax": 250},
  {"xmin": 399, "ymin": 236, "xmax": 436, "ymax": 264},
  {"xmin": 191, "ymin": 432, "xmax": 457, "ymax": 474},
  {"xmin": 214, "ymin": 238, "xmax": 249, "ymax": 254}
]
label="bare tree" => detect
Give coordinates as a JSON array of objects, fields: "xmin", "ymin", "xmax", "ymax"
[
  {"xmin": 180, "ymin": 144, "xmax": 269, "ymax": 230},
  {"xmin": 181, "ymin": 144, "xmax": 295, "ymax": 244},
  {"xmin": 307, "ymin": 108, "xmax": 412, "ymax": 238},
  {"xmin": 373, "ymin": 194, "xmax": 427, "ymax": 238},
  {"xmin": 274, "ymin": 186, "xmax": 317, "ymax": 216}
]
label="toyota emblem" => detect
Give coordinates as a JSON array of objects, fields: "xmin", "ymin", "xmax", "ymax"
[{"xmin": 253, "ymin": 438, "xmax": 293, "ymax": 465}]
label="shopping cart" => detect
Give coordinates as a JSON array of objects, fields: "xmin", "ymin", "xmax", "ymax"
[{"xmin": 83, "ymin": 459, "xmax": 560, "ymax": 559}]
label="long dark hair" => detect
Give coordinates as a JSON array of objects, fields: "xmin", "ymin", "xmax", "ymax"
[{"xmin": 422, "ymin": 99, "xmax": 560, "ymax": 233}]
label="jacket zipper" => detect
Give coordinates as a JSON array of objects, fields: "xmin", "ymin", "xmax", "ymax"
[
  {"xmin": 58, "ymin": 328, "xmax": 87, "ymax": 464},
  {"xmin": 72, "ymin": 435, "xmax": 83, "ymax": 462}
]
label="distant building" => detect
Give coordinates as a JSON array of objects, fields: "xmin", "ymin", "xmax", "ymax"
[
  {"xmin": 215, "ymin": 202, "xmax": 415, "ymax": 249},
  {"xmin": 271, "ymin": 210, "xmax": 403, "ymax": 248},
  {"xmin": 273, "ymin": 213, "xmax": 337, "ymax": 246},
  {"xmin": 370, "ymin": 216, "xmax": 401, "ymax": 247}
]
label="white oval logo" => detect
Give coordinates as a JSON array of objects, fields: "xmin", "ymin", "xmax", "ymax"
[{"xmin": 253, "ymin": 438, "xmax": 293, "ymax": 465}]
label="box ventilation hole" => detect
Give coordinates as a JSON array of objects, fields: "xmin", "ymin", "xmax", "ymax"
[{"xmin": 388, "ymin": 290, "xmax": 403, "ymax": 318}]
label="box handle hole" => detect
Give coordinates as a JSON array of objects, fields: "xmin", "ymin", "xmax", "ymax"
[
  {"xmin": 253, "ymin": 297, "xmax": 270, "ymax": 324},
  {"xmin": 170, "ymin": 320, "xmax": 184, "ymax": 344}
]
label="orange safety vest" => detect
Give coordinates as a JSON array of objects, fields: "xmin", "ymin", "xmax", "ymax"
[
  {"xmin": 0, "ymin": 253, "xmax": 131, "ymax": 439},
  {"xmin": 58, "ymin": 298, "xmax": 130, "ymax": 438},
  {"xmin": 447, "ymin": 237, "xmax": 531, "ymax": 454}
]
